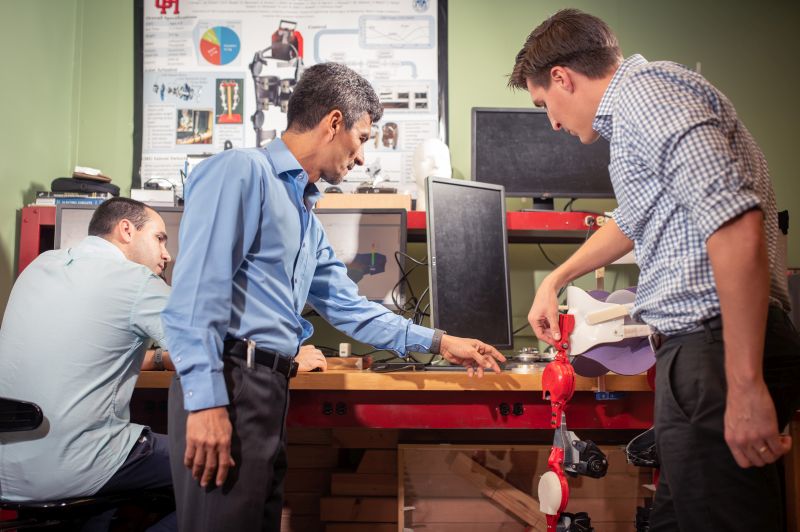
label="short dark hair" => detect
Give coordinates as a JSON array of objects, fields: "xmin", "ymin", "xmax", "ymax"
[
  {"xmin": 88, "ymin": 197, "xmax": 151, "ymax": 237},
  {"xmin": 286, "ymin": 63, "xmax": 383, "ymax": 132},
  {"xmin": 508, "ymin": 9, "xmax": 622, "ymax": 90}
]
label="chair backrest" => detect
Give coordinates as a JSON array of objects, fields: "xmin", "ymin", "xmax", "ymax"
[{"xmin": 0, "ymin": 397, "xmax": 43, "ymax": 432}]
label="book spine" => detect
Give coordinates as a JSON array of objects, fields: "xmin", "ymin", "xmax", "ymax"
[
  {"xmin": 36, "ymin": 191, "xmax": 112, "ymax": 198},
  {"xmin": 53, "ymin": 197, "xmax": 107, "ymax": 205}
]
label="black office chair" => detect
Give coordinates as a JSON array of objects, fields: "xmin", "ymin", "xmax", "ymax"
[{"xmin": 0, "ymin": 397, "xmax": 172, "ymax": 531}]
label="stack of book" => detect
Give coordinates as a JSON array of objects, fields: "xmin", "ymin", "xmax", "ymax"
[{"xmin": 33, "ymin": 191, "xmax": 113, "ymax": 206}]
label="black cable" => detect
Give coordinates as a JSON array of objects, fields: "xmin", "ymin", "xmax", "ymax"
[
  {"xmin": 309, "ymin": 345, "xmax": 339, "ymax": 356},
  {"xmin": 396, "ymin": 250, "xmax": 427, "ymax": 266},
  {"xmin": 391, "ymin": 251, "xmax": 428, "ymax": 318},
  {"xmin": 512, "ymin": 322, "xmax": 530, "ymax": 335},
  {"xmin": 304, "ymin": 344, "xmax": 391, "ymax": 358},
  {"xmin": 537, "ymin": 243, "xmax": 558, "ymax": 267},
  {"xmin": 557, "ymin": 284, "xmax": 568, "ymax": 300},
  {"xmin": 412, "ymin": 287, "xmax": 429, "ymax": 325},
  {"xmin": 564, "ymin": 198, "xmax": 576, "ymax": 211}
]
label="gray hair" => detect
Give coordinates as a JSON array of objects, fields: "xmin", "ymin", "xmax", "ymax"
[{"xmin": 286, "ymin": 63, "xmax": 383, "ymax": 131}]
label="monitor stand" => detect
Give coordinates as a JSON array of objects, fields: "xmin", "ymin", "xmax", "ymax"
[{"xmin": 519, "ymin": 197, "xmax": 555, "ymax": 212}]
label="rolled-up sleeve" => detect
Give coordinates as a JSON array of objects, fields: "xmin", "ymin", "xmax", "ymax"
[
  {"xmin": 161, "ymin": 150, "xmax": 264, "ymax": 411},
  {"xmin": 618, "ymin": 72, "xmax": 760, "ymax": 242}
]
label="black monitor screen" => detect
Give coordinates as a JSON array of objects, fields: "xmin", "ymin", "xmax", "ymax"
[
  {"xmin": 55, "ymin": 204, "xmax": 182, "ymax": 284},
  {"xmin": 314, "ymin": 209, "xmax": 406, "ymax": 310},
  {"xmin": 472, "ymin": 107, "xmax": 612, "ymax": 199},
  {"xmin": 426, "ymin": 178, "xmax": 512, "ymax": 348}
]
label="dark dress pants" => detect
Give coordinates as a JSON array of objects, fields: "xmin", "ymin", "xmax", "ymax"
[
  {"xmin": 84, "ymin": 428, "xmax": 177, "ymax": 532},
  {"xmin": 168, "ymin": 356, "xmax": 290, "ymax": 532},
  {"xmin": 650, "ymin": 306, "xmax": 800, "ymax": 531}
]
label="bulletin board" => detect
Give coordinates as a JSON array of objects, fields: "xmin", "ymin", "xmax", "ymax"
[{"xmin": 133, "ymin": 0, "xmax": 448, "ymax": 197}]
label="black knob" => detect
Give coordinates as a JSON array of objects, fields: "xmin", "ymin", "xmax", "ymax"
[
  {"xmin": 499, "ymin": 403, "xmax": 511, "ymax": 416},
  {"xmin": 512, "ymin": 402, "xmax": 524, "ymax": 416},
  {"xmin": 322, "ymin": 402, "xmax": 333, "ymax": 415}
]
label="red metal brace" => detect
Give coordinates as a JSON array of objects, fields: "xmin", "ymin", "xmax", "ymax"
[
  {"xmin": 540, "ymin": 313, "xmax": 576, "ymax": 531},
  {"xmin": 543, "ymin": 414, "xmax": 572, "ymax": 530},
  {"xmin": 541, "ymin": 313, "xmax": 576, "ymax": 427}
]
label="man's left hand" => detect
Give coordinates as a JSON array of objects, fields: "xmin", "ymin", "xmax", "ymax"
[
  {"xmin": 724, "ymin": 379, "xmax": 792, "ymax": 468},
  {"xmin": 296, "ymin": 345, "xmax": 327, "ymax": 372},
  {"xmin": 439, "ymin": 335, "xmax": 506, "ymax": 377}
]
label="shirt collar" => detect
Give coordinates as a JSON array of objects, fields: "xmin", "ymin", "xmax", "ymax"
[
  {"xmin": 264, "ymin": 138, "xmax": 322, "ymax": 207},
  {"xmin": 71, "ymin": 235, "xmax": 128, "ymax": 262},
  {"xmin": 265, "ymin": 138, "xmax": 305, "ymax": 179},
  {"xmin": 593, "ymin": 54, "xmax": 648, "ymax": 139}
]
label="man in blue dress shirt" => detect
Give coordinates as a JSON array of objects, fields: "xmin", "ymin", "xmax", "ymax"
[
  {"xmin": 509, "ymin": 9, "xmax": 800, "ymax": 532},
  {"xmin": 162, "ymin": 62, "xmax": 506, "ymax": 531}
]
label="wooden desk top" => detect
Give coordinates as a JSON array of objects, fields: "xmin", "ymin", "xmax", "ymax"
[{"xmin": 136, "ymin": 369, "xmax": 651, "ymax": 392}]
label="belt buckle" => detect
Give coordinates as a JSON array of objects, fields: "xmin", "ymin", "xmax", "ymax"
[
  {"xmin": 246, "ymin": 339, "xmax": 256, "ymax": 369},
  {"xmin": 648, "ymin": 332, "xmax": 663, "ymax": 353}
]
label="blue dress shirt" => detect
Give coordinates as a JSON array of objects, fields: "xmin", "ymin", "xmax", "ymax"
[
  {"xmin": 162, "ymin": 140, "xmax": 434, "ymax": 411},
  {"xmin": 593, "ymin": 55, "xmax": 789, "ymax": 334}
]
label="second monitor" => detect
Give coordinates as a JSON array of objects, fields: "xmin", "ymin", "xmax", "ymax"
[
  {"xmin": 314, "ymin": 208, "xmax": 407, "ymax": 310},
  {"xmin": 55, "ymin": 204, "xmax": 183, "ymax": 284},
  {"xmin": 425, "ymin": 177, "xmax": 513, "ymax": 349}
]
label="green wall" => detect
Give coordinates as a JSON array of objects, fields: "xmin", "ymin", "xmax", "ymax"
[
  {"xmin": 448, "ymin": 0, "xmax": 800, "ymax": 349},
  {"xmin": 1, "ymin": 1, "xmax": 798, "ymax": 349},
  {"xmin": 0, "ymin": 0, "xmax": 132, "ymax": 311}
]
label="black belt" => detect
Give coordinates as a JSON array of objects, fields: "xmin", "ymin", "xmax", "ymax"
[
  {"xmin": 223, "ymin": 339, "xmax": 298, "ymax": 379},
  {"xmin": 649, "ymin": 315, "xmax": 722, "ymax": 351}
]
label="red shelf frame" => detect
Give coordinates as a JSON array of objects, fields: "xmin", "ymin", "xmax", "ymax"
[
  {"xmin": 19, "ymin": 206, "xmax": 56, "ymax": 274},
  {"xmin": 18, "ymin": 206, "xmax": 599, "ymax": 274}
]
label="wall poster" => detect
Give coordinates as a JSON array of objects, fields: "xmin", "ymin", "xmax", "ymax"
[{"xmin": 134, "ymin": 0, "xmax": 448, "ymax": 198}]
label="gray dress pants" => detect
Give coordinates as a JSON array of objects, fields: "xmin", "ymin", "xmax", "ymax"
[{"xmin": 168, "ymin": 356, "xmax": 290, "ymax": 532}]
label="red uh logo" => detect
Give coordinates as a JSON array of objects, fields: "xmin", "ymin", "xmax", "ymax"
[{"xmin": 155, "ymin": 0, "xmax": 180, "ymax": 15}]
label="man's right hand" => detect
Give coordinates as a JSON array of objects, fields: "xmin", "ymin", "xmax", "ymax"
[
  {"xmin": 185, "ymin": 406, "xmax": 235, "ymax": 488},
  {"xmin": 528, "ymin": 276, "xmax": 562, "ymax": 346}
]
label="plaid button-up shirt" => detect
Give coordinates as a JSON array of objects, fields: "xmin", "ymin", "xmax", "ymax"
[{"xmin": 594, "ymin": 54, "xmax": 789, "ymax": 334}]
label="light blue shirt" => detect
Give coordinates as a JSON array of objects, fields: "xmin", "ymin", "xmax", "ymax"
[
  {"xmin": 162, "ymin": 140, "xmax": 434, "ymax": 411},
  {"xmin": 0, "ymin": 237, "xmax": 170, "ymax": 501},
  {"xmin": 594, "ymin": 55, "xmax": 789, "ymax": 334}
]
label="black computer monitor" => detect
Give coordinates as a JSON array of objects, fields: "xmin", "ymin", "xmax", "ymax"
[
  {"xmin": 55, "ymin": 204, "xmax": 182, "ymax": 284},
  {"xmin": 472, "ymin": 107, "xmax": 613, "ymax": 209},
  {"xmin": 425, "ymin": 177, "xmax": 512, "ymax": 348},
  {"xmin": 314, "ymin": 208, "xmax": 407, "ymax": 310}
]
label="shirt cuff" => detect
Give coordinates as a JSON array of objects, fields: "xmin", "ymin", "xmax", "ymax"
[
  {"xmin": 691, "ymin": 189, "xmax": 761, "ymax": 242},
  {"xmin": 405, "ymin": 323, "xmax": 435, "ymax": 354},
  {"xmin": 177, "ymin": 370, "xmax": 230, "ymax": 411},
  {"xmin": 611, "ymin": 207, "xmax": 636, "ymax": 241}
]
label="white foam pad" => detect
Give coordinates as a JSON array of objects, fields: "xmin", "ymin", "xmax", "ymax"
[{"xmin": 538, "ymin": 471, "xmax": 564, "ymax": 515}]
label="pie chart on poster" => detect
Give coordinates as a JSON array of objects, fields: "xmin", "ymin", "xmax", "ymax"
[{"xmin": 200, "ymin": 26, "xmax": 240, "ymax": 65}]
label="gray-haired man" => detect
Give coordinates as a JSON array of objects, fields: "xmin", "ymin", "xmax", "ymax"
[{"xmin": 162, "ymin": 63, "xmax": 506, "ymax": 531}]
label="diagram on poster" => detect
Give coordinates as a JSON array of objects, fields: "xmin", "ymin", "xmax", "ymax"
[{"xmin": 139, "ymin": 0, "xmax": 444, "ymax": 198}]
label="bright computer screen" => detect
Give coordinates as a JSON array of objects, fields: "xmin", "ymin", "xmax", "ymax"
[
  {"xmin": 314, "ymin": 209, "xmax": 406, "ymax": 309},
  {"xmin": 472, "ymin": 107, "xmax": 612, "ymax": 207},
  {"xmin": 55, "ymin": 204, "xmax": 182, "ymax": 284},
  {"xmin": 425, "ymin": 177, "xmax": 512, "ymax": 348}
]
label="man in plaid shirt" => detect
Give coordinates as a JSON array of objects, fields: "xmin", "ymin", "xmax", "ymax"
[{"xmin": 509, "ymin": 9, "xmax": 800, "ymax": 531}]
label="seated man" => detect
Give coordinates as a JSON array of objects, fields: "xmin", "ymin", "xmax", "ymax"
[{"xmin": 0, "ymin": 197, "xmax": 175, "ymax": 530}]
